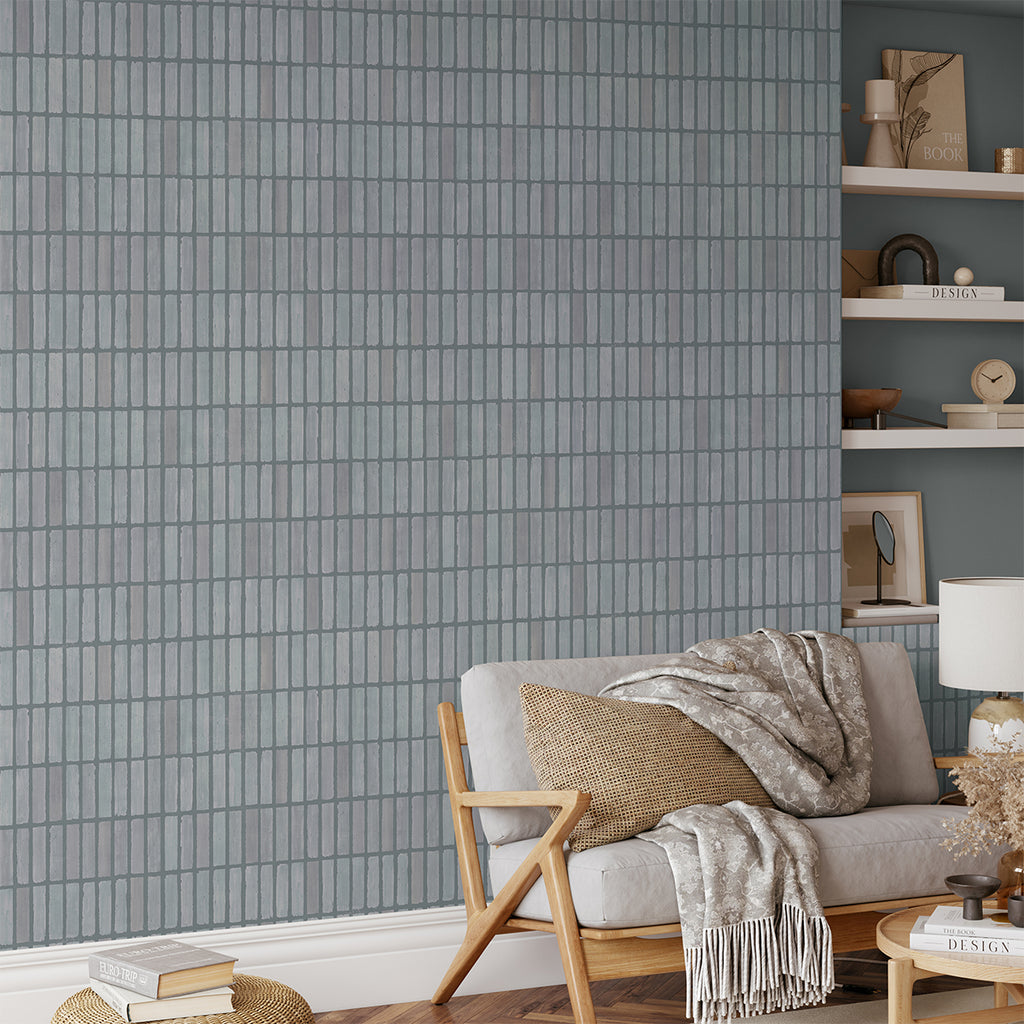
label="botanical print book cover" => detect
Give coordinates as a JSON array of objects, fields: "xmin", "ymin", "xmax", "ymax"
[{"xmin": 882, "ymin": 50, "xmax": 968, "ymax": 170}]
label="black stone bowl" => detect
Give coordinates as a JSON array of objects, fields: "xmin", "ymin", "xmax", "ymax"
[{"xmin": 945, "ymin": 874, "xmax": 1002, "ymax": 921}]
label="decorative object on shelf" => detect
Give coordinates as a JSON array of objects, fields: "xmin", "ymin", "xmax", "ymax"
[
  {"xmin": 841, "ymin": 492, "xmax": 934, "ymax": 620},
  {"xmin": 942, "ymin": 359, "xmax": 1022, "ymax": 428},
  {"xmin": 971, "ymin": 358, "xmax": 1016, "ymax": 403},
  {"xmin": 841, "ymin": 249, "xmax": 887, "ymax": 298},
  {"xmin": 841, "ymin": 388, "xmax": 945, "ymax": 432},
  {"xmin": 944, "ymin": 874, "xmax": 1002, "ymax": 921},
  {"xmin": 877, "ymin": 232, "xmax": 939, "ymax": 286},
  {"xmin": 841, "ymin": 387, "xmax": 902, "ymax": 428},
  {"xmin": 954, "ymin": 266, "xmax": 974, "ymax": 286},
  {"xmin": 841, "ymin": 102, "xmax": 851, "ymax": 165},
  {"xmin": 881, "ymin": 49, "xmax": 967, "ymax": 171},
  {"xmin": 938, "ymin": 577, "xmax": 1024, "ymax": 751},
  {"xmin": 995, "ymin": 148, "xmax": 1024, "ymax": 174},
  {"xmin": 862, "ymin": 511, "xmax": 912, "ymax": 608},
  {"xmin": 943, "ymin": 403, "xmax": 1024, "ymax": 428},
  {"xmin": 860, "ymin": 78, "xmax": 901, "ymax": 168}
]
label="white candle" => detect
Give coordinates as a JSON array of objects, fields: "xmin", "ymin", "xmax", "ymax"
[{"xmin": 864, "ymin": 78, "xmax": 896, "ymax": 114}]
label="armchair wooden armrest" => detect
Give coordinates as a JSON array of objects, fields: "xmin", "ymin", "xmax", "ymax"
[{"xmin": 434, "ymin": 701, "xmax": 595, "ymax": 1015}]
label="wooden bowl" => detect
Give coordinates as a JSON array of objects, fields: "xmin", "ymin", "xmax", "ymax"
[{"xmin": 841, "ymin": 388, "xmax": 902, "ymax": 419}]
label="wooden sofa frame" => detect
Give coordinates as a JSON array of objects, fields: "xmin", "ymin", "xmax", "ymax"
[{"xmin": 432, "ymin": 701, "xmax": 971, "ymax": 1024}]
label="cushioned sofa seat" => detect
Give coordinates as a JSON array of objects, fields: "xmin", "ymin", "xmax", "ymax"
[{"xmin": 489, "ymin": 803, "xmax": 988, "ymax": 930}]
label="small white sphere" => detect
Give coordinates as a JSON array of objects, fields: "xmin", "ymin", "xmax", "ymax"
[{"xmin": 954, "ymin": 266, "xmax": 974, "ymax": 286}]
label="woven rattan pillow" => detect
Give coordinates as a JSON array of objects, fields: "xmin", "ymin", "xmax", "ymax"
[{"xmin": 520, "ymin": 683, "xmax": 773, "ymax": 851}]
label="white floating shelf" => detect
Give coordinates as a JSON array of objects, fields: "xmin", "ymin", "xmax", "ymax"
[
  {"xmin": 842, "ymin": 298, "xmax": 1024, "ymax": 321},
  {"xmin": 841, "ymin": 166, "xmax": 1024, "ymax": 200},
  {"xmin": 842, "ymin": 427, "xmax": 1024, "ymax": 449}
]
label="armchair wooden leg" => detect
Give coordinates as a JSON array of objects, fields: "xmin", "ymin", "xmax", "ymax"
[
  {"xmin": 433, "ymin": 849, "xmax": 548, "ymax": 1005},
  {"xmin": 432, "ymin": 901, "xmax": 511, "ymax": 1005},
  {"xmin": 542, "ymin": 848, "xmax": 597, "ymax": 1024}
]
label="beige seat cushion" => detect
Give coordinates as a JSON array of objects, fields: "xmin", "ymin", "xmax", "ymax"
[
  {"xmin": 488, "ymin": 805, "xmax": 1006, "ymax": 929},
  {"xmin": 520, "ymin": 683, "xmax": 773, "ymax": 851}
]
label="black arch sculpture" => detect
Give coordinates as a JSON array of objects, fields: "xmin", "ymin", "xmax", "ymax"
[{"xmin": 877, "ymin": 233, "xmax": 939, "ymax": 286}]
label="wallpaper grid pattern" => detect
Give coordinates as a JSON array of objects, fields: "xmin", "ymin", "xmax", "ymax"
[{"xmin": 0, "ymin": 0, "xmax": 883, "ymax": 950}]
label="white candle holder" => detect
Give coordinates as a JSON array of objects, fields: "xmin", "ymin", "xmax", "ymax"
[{"xmin": 861, "ymin": 111, "xmax": 901, "ymax": 168}]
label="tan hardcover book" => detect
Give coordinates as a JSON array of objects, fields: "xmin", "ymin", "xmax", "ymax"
[
  {"xmin": 88, "ymin": 940, "xmax": 237, "ymax": 999},
  {"xmin": 881, "ymin": 49, "xmax": 968, "ymax": 170}
]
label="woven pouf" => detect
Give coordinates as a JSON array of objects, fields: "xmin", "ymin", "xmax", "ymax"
[{"xmin": 51, "ymin": 974, "xmax": 314, "ymax": 1024}]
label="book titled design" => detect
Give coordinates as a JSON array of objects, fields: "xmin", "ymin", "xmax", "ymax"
[
  {"xmin": 859, "ymin": 284, "xmax": 1004, "ymax": 300},
  {"xmin": 909, "ymin": 915, "xmax": 1024, "ymax": 957},
  {"xmin": 88, "ymin": 940, "xmax": 237, "ymax": 999},
  {"xmin": 881, "ymin": 49, "xmax": 967, "ymax": 171},
  {"xmin": 89, "ymin": 981, "xmax": 234, "ymax": 1023}
]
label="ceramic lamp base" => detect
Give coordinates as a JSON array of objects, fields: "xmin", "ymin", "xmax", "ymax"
[{"xmin": 967, "ymin": 694, "xmax": 1024, "ymax": 752}]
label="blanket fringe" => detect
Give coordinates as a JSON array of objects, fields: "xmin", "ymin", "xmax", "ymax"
[{"xmin": 684, "ymin": 903, "xmax": 834, "ymax": 1024}]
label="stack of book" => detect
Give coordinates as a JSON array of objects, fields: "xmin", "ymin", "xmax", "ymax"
[
  {"xmin": 87, "ymin": 939, "xmax": 237, "ymax": 1022},
  {"xmin": 909, "ymin": 904, "xmax": 1024, "ymax": 956}
]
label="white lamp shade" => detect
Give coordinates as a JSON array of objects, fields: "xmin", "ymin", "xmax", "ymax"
[{"xmin": 939, "ymin": 577, "xmax": 1024, "ymax": 693}]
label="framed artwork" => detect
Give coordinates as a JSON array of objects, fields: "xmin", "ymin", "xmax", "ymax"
[{"xmin": 841, "ymin": 491, "xmax": 927, "ymax": 606}]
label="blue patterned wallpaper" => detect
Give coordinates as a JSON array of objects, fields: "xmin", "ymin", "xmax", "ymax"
[{"xmin": 0, "ymin": 0, "xmax": 847, "ymax": 948}]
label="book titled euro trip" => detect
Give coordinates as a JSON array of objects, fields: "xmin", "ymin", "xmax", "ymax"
[
  {"xmin": 88, "ymin": 939, "xmax": 237, "ymax": 999},
  {"xmin": 88, "ymin": 980, "xmax": 234, "ymax": 1023}
]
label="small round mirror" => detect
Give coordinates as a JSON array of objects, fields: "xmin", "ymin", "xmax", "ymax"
[{"xmin": 872, "ymin": 510, "xmax": 896, "ymax": 565}]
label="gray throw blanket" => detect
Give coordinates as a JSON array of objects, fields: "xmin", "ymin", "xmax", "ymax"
[{"xmin": 600, "ymin": 629, "xmax": 872, "ymax": 1023}]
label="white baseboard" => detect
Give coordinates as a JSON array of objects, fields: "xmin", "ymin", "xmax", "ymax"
[{"xmin": 0, "ymin": 907, "xmax": 565, "ymax": 1022}]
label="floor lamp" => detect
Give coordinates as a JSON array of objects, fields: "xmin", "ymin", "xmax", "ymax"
[{"xmin": 939, "ymin": 577, "xmax": 1024, "ymax": 752}]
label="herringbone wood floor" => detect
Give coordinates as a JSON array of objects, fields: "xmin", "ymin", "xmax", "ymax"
[{"xmin": 312, "ymin": 950, "xmax": 984, "ymax": 1023}]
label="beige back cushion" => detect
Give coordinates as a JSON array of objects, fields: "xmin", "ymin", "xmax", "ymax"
[
  {"xmin": 462, "ymin": 641, "xmax": 938, "ymax": 846},
  {"xmin": 520, "ymin": 683, "xmax": 774, "ymax": 851}
]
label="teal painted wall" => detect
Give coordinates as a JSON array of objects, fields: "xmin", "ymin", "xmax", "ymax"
[{"xmin": 841, "ymin": 2, "xmax": 1024, "ymax": 599}]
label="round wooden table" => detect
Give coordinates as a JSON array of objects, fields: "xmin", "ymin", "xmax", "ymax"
[{"xmin": 876, "ymin": 906, "xmax": 1024, "ymax": 1024}]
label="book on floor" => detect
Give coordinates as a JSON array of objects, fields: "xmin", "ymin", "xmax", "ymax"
[
  {"xmin": 89, "ymin": 980, "xmax": 234, "ymax": 1023},
  {"xmin": 87, "ymin": 939, "xmax": 237, "ymax": 999},
  {"xmin": 909, "ymin": 915, "xmax": 1024, "ymax": 956}
]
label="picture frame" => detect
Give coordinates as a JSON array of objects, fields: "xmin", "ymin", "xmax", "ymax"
[{"xmin": 841, "ymin": 491, "xmax": 928, "ymax": 607}]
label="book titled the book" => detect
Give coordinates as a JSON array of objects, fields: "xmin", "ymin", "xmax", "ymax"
[
  {"xmin": 909, "ymin": 915, "xmax": 1024, "ymax": 957},
  {"xmin": 88, "ymin": 940, "xmax": 237, "ymax": 999},
  {"xmin": 88, "ymin": 981, "xmax": 234, "ymax": 1023},
  {"xmin": 925, "ymin": 904, "xmax": 1024, "ymax": 938},
  {"xmin": 881, "ymin": 49, "xmax": 968, "ymax": 171},
  {"xmin": 859, "ymin": 285, "xmax": 1004, "ymax": 301}
]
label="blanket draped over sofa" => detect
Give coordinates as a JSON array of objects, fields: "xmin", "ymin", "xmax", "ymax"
[{"xmin": 600, "ymin": 629, "xmax": 873, "ymax": 1023}]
